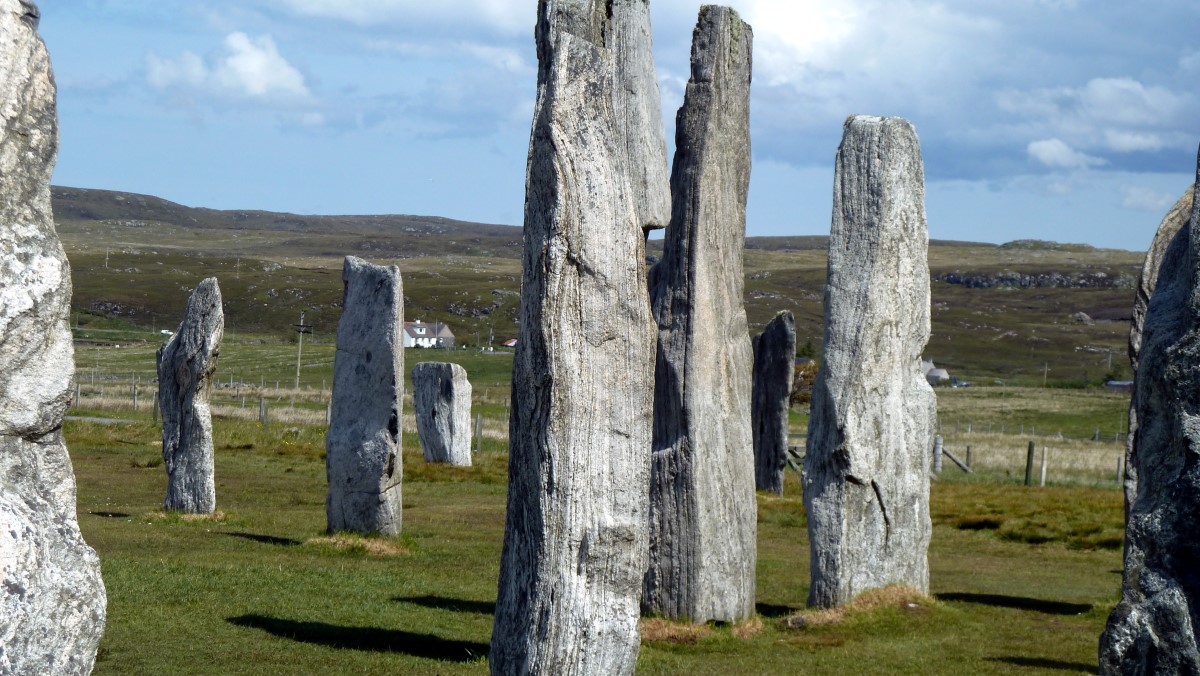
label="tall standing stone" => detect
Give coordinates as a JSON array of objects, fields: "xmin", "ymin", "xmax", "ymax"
[
  {"xmin": 326, "ymin": 256, "xmax": 403, "ymax": 536},
  {"xmin": 1100, "ymin": 160, "xmax": 1200, "ymax": 673},
  {"xmin": 1121, "ymin": 186, "xmax": 1192, "ymax": 510},
  {"xmin": 0, "ymin": 1, "xmax": 107, "ymax": 671},
  {"xmin": 643, "ymin": 6, "xmax": 756, "ymax": 624},
  {"xmin": 157, "ymin": 277, "xmax": 223, "ymax": 514},
  {"xmin": 412, "ymin": 362, "xmax": 472, "ymax": 466},
  {"xmin": 490, "ymin": 1, "xmax": 660, "ymax": 673},
  {"xmin": 753, "ymin": 311, "xmax": 796, "ymax": 495},
  {"xmin": 803, "ymin": 115, "xmax": 937, "ymax": 609}
]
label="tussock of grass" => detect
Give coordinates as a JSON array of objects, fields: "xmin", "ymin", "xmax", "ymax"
[
  {"xmin": 731, "ymin": 616, "xmax": 765, "ymax": 640},
  {"xmin": 640, "ymin": 618, "xmax": 713, "ymax": 645},
  {"xmin": 303, "ymin": 534, "xmax": 410, "ymax": 558},
  {"xmin": 784, "ymin": 586, "xmax": 931, "ymax": 630}
]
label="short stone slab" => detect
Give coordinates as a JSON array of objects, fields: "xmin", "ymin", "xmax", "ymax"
[{"xmin": 412, "ymin": 362, "xmax": 472, "ymax": 466}]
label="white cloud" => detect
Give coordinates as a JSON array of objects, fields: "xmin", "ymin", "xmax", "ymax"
[
  {"xmin": 147, "ymin": 32, "xmax": 313, "ymax": 105},
  {"xmin": 1104, "ymin": 130, "xmax": 1165, "ymax": 152},
  {"xmin": 1027, "ymin": 138, "xmax": 1106, "ymax": 169},
  {"xmin": 276, "ymin": 0, "xmax": 529, "ymax": 34},
  {"xmin": 1121, "ymin": 185, "xmax": 1178, "ymax": 212}
]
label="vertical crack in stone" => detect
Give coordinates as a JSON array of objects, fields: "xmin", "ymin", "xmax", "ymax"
[{"xmin": 871, "ymin": 480, "xmax": 891, "ymax": 547}]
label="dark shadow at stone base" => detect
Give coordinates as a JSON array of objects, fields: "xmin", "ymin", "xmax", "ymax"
[
  {"xmin": 755, "ymin": 602, "xmax": 801, "ymax": 618},
  {"xmin": 228, "ymin": 615, "xmax": 488, "ymax": 662},
  {"xmin": 220, "ymin": 532, "xmax": 301, "ymax": 547},
  {"xmin": 392, "ymin": 594, "xmax": 495, "ymax": 616},
  {"xmin": 936, "ymin": 592, "xmax": 1092, "ymax": 615},
  {"xmin": 988, "ymin": 656, "xmax": 1096, "ymax": 673}
]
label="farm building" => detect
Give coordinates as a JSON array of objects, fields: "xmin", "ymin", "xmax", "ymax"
[{"xmin": 403, "ymin": 320, "xmax": 455, "ymax": 348}]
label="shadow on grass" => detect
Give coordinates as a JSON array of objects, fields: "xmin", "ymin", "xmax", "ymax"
[
  {"xmin": 228, "ymin": 615, "xmax": 488, "ymax": 662},
  {"xmin": 756, "ymin": 602, "xmax": 801, "ymax": 619},
  {"xmin": 937, "ymin": 592, "xmax": 1091, "ymax": 615},
  {"xmin": 988, "ymin": 656, "xmax": 1095, "ymax": 672},
  {"xmin": 393, "ymin": 594, "xmax": 495, "ymax": 616},
  {"xmin": 220, "ymin": 532, "xmax": 301, "ymax": 547},
  {"xmin": 90, "ymin": 511, "xmax": 131, "ymax": 518}
]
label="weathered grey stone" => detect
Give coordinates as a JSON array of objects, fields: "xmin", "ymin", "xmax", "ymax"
[
  {"xmin": 1121, "ymin": 186, "xmax": 1193, "ymax": 510},
  {"xmin": 753, "ymin": 311, "xmax": 796, "ymax": 495},
  {"xmin": 803, "ymin": 115, "xmax": 937, "ymax": 609},
  {"xmin": 157, "ymin": 277, "xmax": 223, "ymax": 514},
  {"xmin": 1099, "ymin": 162, "xmax": 1200, "ymax": 674},
  {"xmin": 643, "ymin": 6, "xmax": 756, "ymax": 624},
  {"xmin": 0, "ymin": 1, "xmax": 107, "ymax": 670},
  {"xmin": 490, "ymin": 3, "xmax": 657, "ymax": 673},
  {"xmin": 536, "ymin": 0, "xmax": 670, "ymax": 232},
  {"xmin": 412, "ymin": 362, "xmax": 472, "ymax": 466},
  {"xmin": 326, "ymin": 256, "xmax": 403, "ymax": 536}
]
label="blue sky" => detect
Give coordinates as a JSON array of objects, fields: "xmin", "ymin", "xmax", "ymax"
[{"xmin": 38, "ymin": 1, "xmax": 1200, "ymax": 251}]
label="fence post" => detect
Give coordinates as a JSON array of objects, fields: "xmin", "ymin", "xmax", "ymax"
[
  {"xmin": 1024, "ymin": 441, "xmax": 1036, "ymax": 486},
  {"xmin": 74, "ymin": 382, "xmax": 80, "ymax": 408},
  {"xmin": 1039, "ymin": 447, "xmax": 1048, "ymax": 487},
  {"xmin": 1117, "ymin": 455, "xmax": 1125, "ymax": 485},
  {"xmin": 475, "ymin": 413, "xmax": 483, "ymax": 455},
  {"xmin": 933, "ymin": 435, "xmax": 943, "ymax": 474},
  {"xmin": 132, "ymin": 383, "xmax": 138, "ymax": 411},
  {"xmin": 965, "ymin": 445, "xmax": 972, "ymax": 469},
  {"xmin": 259, "ymin": 398, "xmax": 268, "ymax": 430},
  {"xmin": 326, "ymin": 399, "xmax": 332, "ymax": 426}
]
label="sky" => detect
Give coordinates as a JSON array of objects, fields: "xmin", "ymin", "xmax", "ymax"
[{"xmin": 37, "ymin": 0, "xmax": 1200, "ymax": 251}]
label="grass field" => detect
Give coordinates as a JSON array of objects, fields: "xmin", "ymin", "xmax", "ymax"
[{"xmin": 67, "ymin": 342, "xmax": 1129, "ymax": 674}]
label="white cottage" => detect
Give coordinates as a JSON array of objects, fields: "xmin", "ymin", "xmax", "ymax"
[{"xmin": 403, "ymin": 320, "xmax": 455, "ymax": 348}]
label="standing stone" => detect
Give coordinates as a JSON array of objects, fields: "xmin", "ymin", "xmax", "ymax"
[
  {"xmin": 157, "ymin": 277, "xmax": 223, "ymax": 513},
  {"xmin": 326, "ymin": 256, "xmax": 403, "ymax": 536},
  {"xmin": 753, "ymin": 311, "xmax": 796, "ymax": 495},
  {"xmin": 803, "ymin": 115, "xmax": 937, "ymax": 609},
  {"xmin": 1100, "ymin": 160, "xmax": 1200, "ymax": 673},
  {"xmin": 643, "ymin": 6, "xmax": 756, "ymax": 624},
  {"xmin": 490, "ymin": 1, "xmax": 659, "ymax": 673},
  {"xmin": 537, "ymin": 0, "xmax": 671, "ymax": 232},
  {"xmin": 0, "ymin": 2, "xmax": 107, "ymax": 671},
  {"xmin": 412, "ymin": 362, "xmax": 472, "ymax": 466},
  {"xmin": 1121, "ymin": 186, "xmax": 1193, "ymax": 510}
]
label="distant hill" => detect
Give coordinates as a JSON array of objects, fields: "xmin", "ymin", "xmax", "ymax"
[{"xmin": 52, "ymin": 185, "xmax": 1147, "ymax": 387}]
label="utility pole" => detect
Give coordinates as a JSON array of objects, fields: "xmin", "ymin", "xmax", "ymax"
[{"xmin": 292, "ymin": 312, "xmax": 312, "ymax": 407}]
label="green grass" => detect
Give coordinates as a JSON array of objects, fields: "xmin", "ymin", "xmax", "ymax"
[{"xmin": 68, "ymin": 410, "xmax": 1124, "ymax": 674}]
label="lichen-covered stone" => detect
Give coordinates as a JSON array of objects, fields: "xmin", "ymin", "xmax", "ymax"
[
  {"xmin": 157, "ymin": 277, "xmax": 223, "ymax": 514},
  {"xmin": 1100, "ymin": 161, "xmax": 1200, "ymax": 673},
  {"xmin": 326, "ymin": 256, "xmax": 403, "ymax": 536},
  {"xmin": 803, "ymin": 115, "xmax": 937, "ymax": 609},
  {"xmin": 753, "ymin": 311, "xmax": 796, "ymax": 495},
  {"xmin": 412, "ymin": 362, "xmax": 472, "ymax": 466},
  {"xmin": 643, "ymin": 5, "xmax": 756, "ymax": 624},
  {"xmin": 0, "ymin": 2, "xmax": 106, "ymax": 671},
  {"xmin": 490, "ymin": 2, "xmax": 658, "ymax": 673}
]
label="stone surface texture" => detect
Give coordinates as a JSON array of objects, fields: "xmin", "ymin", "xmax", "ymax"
[
  {"xmin": 536, "ymin": 0, "xmax": 670, "ymax": 232},
  {"xmin": 0, "ymin": 1, "xmax": 107, "ymax": 671},
  {"xmin": 490, "ymin": 1, "xmax": 659, "ymax": 673},
  {"xmin": 412, "ymin": 361, "xmax": 472, "ymax": 466},
  {"xmin": 1099, "ymin": 160, "xmax": 1200, "ymax": 673},
  {"xmin": 803, "ymin": 115, "xmax": 937, "ymax": 609},
  {"xmin": 326, "ymin": 256, "xmax": 404, "ymax": 536},
  {"xmin": 1121, "ymin": 185, "xmax": 1193, "ymax": 510},
  {"xmin": 157, "ymin": 277, "xmax": 223, "ymax": 513},
  {"xmin": 752, "ymin": 310, "xmax": 796, "ymax": 495},
  {"xmin": 643, "ymin": 5, "xmax": 757, "ymax": 624}
]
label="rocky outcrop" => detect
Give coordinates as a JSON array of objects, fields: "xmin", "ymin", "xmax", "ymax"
[
  {"xmin": 1120, "ymin": 186, "xmax": 1193, "ymax": 511},
  {"xmin": 490, "ymin": 2, "xmax": 660, "ymax": 673},
  {"xmin": 934, "ymin": 270, "xmax": 1135, "ymax": 289},
  {"xmin": 412, "ymin": 362, "xmax": 472, "ymax": 466},
  {"xmin": 1100, "ymin": 168, "xmax": 1200, "ymax": 673},
  {"xmin": 752, "ymin": 311, "xmax": 796, "ymax": 495},
  {"xmin": 325, "ymin": 256, "xmax": 404, "ymax": 536},
  {"xmin": 803, "ymin": 115, "xmax": 937, "ymax": 609},
  {"xmin": 0, "ymin": 1, "xmax": 107, "ymax": 671},
  {"xmin": 157, "ymin": 278, "xmax": 223, "ymax": 513},
  {"xmin": 643, "ymin": 6, "xmax": 756, "ymax": 624}
]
